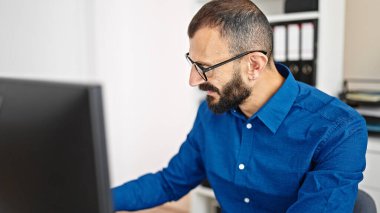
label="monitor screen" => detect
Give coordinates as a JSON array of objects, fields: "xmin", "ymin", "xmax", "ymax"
[{"xmin": 0, "ymin": 78, "xmax": 112, "ymax": 213}]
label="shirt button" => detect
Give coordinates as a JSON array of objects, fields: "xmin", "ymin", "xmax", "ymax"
[
  {"xmin": 238, "ymin": 164, "xmax": 245, "ymax": 170},
  {"xmin": 244, "ymin": 197, "xmax": 250, "ymax": 203},
  {"xmin": 246, "ymin": 123, "xmax": 252, "ymax": 129}
]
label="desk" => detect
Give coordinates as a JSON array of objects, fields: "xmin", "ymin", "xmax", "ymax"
[
  {"xmin": 117, "ymin": 205, "xmax": 185, "ymax": 213},
  {"xmin": 116, "ymin": 193, "xmax": 189, "ymax": 213}
]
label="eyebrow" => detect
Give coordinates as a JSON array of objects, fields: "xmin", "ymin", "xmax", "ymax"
[
  {"xmin": 196, "ymin": 60, "xmax": 213, "ymax": 67},
  {"xmin": 189, "ymin": 54, "xmax": 213, "ymax": 67}
]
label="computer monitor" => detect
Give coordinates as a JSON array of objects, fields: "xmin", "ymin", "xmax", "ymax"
[{"xmin": 0, "ymin": 78, "xmax": 113, "ymax": 213}]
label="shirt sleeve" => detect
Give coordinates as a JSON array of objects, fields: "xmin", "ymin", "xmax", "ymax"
[
  {"xmin": 286, "ymin": 116, "xmax": 368, "ymax": 213},
  {"xmin": 111, "ymin": 104, "xmax": 206, "ymax": 211}
]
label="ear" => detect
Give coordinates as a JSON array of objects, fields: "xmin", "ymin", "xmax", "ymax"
[{"xmin": 246, "ymin": 52, "xmax": 268, "ymax": 81}]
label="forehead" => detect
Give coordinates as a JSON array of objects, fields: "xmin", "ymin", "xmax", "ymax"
[{"xmin": 189, "ymin": 27, "xmax": 229, "ymax": 61}]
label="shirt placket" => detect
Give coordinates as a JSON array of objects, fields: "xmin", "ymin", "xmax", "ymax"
[{"xmin": 234, "ymin": 119, "xmax": 255, "ymax": 206}]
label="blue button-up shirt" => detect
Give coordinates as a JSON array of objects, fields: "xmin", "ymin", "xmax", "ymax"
[{"xmin": 112, "ymin": 63, "xmax": 368, "ymax": 212}]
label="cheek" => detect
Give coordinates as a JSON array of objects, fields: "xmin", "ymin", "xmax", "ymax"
[
  {"xmin": 214, "ymin": 69, "xmax": 233, "ymax": 84},
  {"xmin": 207, "ymin": 73, "xmax": 224, "ymax": 89}
]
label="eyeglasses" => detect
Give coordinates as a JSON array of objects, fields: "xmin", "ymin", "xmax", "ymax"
[{"xmin": 185, "ymin": 50, "xmax": 267, "ymax": 81}]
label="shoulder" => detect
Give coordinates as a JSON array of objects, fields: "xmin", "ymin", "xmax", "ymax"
[
  {"xmin": 296, "ymin": 82, "xmax": 364, "ymax": 124},
  {"xmin": 294, "ymin": 82, "xmax": 366, "ymax": 141}
]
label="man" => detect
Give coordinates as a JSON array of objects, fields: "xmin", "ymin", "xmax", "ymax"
[{"xmin": 112, "ymin": 0, "xmax": 368, "ymax": 212}]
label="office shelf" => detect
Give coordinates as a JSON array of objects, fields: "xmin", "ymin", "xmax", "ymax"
[
  {"xmin": 194, "ymin": 186, "xmax": 216, "ymax": 198},
  {"xmin": 268, "ymin": 11, "xmax": 319, "ymax": 23}
]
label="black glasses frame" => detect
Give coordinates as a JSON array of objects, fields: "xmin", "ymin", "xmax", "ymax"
[{"xmin": 185, "ymin": 50, "xmax": 267, "ymax": 81}]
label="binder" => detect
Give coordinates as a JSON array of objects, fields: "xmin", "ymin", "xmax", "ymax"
[
  {"xmin": 301, "ymin": 22, "xmax": 314, "ymax": 60},
  {"xmin": 287, "ymin": 24, "xmax": 300, "ymax": 61},
  {"xmin": 271, "ymin": 20, "xmax": 317, "ymax": 86},
  {"xmin": 273, "ymin": 25, "xmax": 287, "ymax": 62},
  {"xmin": 300, "ymin": 22, "xmax": 316, "ymax": 85}
]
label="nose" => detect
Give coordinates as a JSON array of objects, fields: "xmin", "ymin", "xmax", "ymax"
[{"xmin": 189, "ymin": 66, "xmax": 205, "ymax": 87}]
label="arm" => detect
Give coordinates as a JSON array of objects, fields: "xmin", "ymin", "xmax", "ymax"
[
  {"xmin": 287, "ymin": 116, "xmax": 368, "ymax": 213},
  {"xmin": 112, "ymin": 105, "xmax": 206, "ymax": 211}
]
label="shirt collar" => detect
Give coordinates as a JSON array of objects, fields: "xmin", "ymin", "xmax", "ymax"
[{"xmin": 255, "ymin": 63, "xmax": 299, "ymax": 133}]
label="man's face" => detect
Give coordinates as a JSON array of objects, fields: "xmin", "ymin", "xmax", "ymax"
[
  {"xmin": 199, "ymin": 66, "xmax": 251, "ymax": 114},
  {"xmin": 188, "ymin": 27, "xmax": 252, "ymax": 114}
]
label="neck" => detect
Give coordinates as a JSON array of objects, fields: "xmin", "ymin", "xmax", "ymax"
[{"xmin": 239, "ymin": 64, "xmax": 285, "ymax": 118}]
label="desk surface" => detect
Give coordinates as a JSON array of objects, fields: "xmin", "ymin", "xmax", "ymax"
[{"xmin": 117, "ymin": 205, "xmax": 185, "ymax": 213}]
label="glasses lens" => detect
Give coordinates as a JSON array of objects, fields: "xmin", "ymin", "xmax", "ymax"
[
  {"xmin": 194, "ymin": 64, "xmax": 206, "ymax": 80},
  {"xmin": 186, "ymin": 54, "xmax": 206, "ymax": 80},
  {"xmin": 185, "ymin": 55, "xmax": 192, "ymax": 65}
]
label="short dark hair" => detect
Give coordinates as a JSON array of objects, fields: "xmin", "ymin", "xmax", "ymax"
[{"xmin": 188, "ymin": 0, "xmax": 273, "ymax": 59}]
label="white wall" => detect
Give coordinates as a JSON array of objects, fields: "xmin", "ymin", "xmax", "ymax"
[
  {"xmin": 344, "ymin": 0, "xmax": 380, "ymax": 82},
  {"xmin": 93, "ymin": 0, "xmax": 201, "ymax": 186},
  {"xmin": 0, "ymin": 0, "xmax": 93, "ymax": 82},
  {"xmin": 0, "ymin": 0, "xmax": 202, "ymax": 187},
  {"xmin": 253, "ymin": 0, "xmax": 285, "ymax": 15}
]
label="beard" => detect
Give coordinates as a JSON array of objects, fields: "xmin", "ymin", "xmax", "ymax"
[{"xmin": 199, "ymin": 68, "xmax": 251, "ymax": 114}]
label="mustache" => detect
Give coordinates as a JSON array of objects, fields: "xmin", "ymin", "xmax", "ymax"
[{"xmin": 199, "ymin": 83, "xmax": 220, "ymax": 95}]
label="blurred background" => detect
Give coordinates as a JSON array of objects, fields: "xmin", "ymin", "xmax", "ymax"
[{"xmin": 0, "ymin": 0, "xmax": 379, "ymax": 212}]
